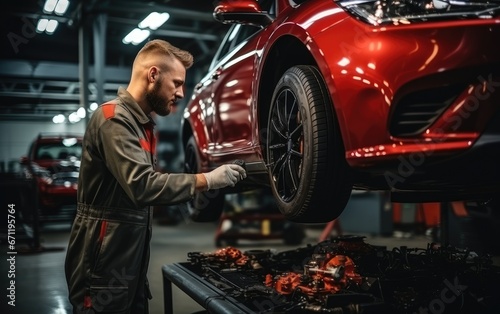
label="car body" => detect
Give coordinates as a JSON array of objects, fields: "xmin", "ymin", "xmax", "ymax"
[
  {"xmin": 20, "ymin": 133, "xmax": 82, "ymax": 214},
  {"xmin": 182, "ymin": 0, "xmax": 500, "ymax": 223}
]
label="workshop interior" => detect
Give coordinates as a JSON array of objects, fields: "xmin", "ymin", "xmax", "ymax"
[{"xmin": 1, "ymin": 0, "xmax": 500, "ymax": 313}]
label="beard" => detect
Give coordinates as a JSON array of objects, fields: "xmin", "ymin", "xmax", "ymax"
[{"xmin": 146, "ymin": 77, "xmax": 172, "ymax": 116}]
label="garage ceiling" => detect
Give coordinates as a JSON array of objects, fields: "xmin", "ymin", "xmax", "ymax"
[{"xmin": 0, "ymin": 0, "xmax": 230, "ymax": 121}]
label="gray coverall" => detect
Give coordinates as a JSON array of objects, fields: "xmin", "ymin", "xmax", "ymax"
[{"xmin": 65, "ymin": 87, "xmax": 196, "ymax": 313}]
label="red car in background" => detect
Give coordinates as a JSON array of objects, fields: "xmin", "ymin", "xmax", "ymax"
[
  {"xmin": 20, "ymin": 133, "xmax": 82, "ymax": 216},
  {"xmin": 182, "ymin": 0, "xmax": 500, "ymax": 223}
]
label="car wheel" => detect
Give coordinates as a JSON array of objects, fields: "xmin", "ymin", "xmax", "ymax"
[
  {"xmin": 184, "ymin": 136, "xmax": 225, "ymax": 222},
  {"xmin": 266, "ymin": 65, "xmax": 352, "ymax": 223}
]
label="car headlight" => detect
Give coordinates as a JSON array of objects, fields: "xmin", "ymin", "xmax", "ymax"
[{"xmin": 336, "ymin": 0, "xmax": 500, "ymax": 26}]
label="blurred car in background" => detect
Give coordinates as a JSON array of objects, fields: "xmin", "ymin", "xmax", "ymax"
[
  {"xmin": 182, "ymin": 0, "xmax": 500, "ymax": 223},
  {"xmin": 20, "ymin": 133, "xmax": 82, "ymax": 216}
]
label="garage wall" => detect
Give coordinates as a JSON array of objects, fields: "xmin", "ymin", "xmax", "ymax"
[{"xmin": 0, "ymin": 120, "xmax": 85, "ymax": 172}]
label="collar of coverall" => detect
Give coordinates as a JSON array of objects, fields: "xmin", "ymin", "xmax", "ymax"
[{"xmin": 116, "ymin": 86, "xmax": 156, "ymax": 126}]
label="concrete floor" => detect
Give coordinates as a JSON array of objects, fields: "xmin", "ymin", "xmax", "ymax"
[{"xmin": 0, "ymin": 217, "xmax": 435, "ymax": 314}]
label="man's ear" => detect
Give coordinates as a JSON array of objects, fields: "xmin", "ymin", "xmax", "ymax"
[{"xmin": 149, "ymin": 67, "xmax": 158, "ymax": 82}]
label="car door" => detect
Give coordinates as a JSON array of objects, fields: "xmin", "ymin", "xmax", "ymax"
[{"xmin": 205, "ymin": 24, "xmax": 262, "ymax": 164}]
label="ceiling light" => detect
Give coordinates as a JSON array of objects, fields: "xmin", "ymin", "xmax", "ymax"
[
  {"xmin": 52, "ymin": 114, "xmax": 66, "ymax": 124},
  {"xmin": 45, "ymin": 20, "xmax": 59, "ymax": 34},
  {"xmin": 68, "ymin": 112, "xmax": 81, "ymax": 123},
  {"xmin": 43, "ymin": 0, "xmax": 58, "ymax": 13},
  {"xmin": 138, "ymin": 12, "xmax": 170, "ymax": 30},
  {"xmin": 54, "ymin": 0, "xmax": 70, "ymax": 15},
  {"xmin": 43, "ymin": 0, "xmax": 69, "ymax": 15},
  {"xmin": 37, "ymin": 19, "xmax": 49, "ymax": 33},
  {"xmin": 77, "ymin": 107, "xmax": 86, "ymax": 118},
  {"xmin": 36, "ymin": 19, "xmax": 59, "ymax": 34},
  {"xmin": 123, "ymin": 28, "xmax": 151, "ymax": 45}
]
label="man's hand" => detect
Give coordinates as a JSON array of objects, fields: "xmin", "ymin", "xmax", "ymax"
[{"xmin": 203, "ymin": 164, "xmax": 247, "ymax": 190}]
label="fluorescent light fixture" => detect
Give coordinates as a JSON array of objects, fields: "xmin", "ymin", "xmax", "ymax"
[
  {"xmin": 123, "ymin": 28, "xmax": 151, "ymax": 45},
  {"xmin": 54, "ymin": 0, "xmax": 70, "ymax": 15},
  {"xmin": 52, "ymin": 114, "xmax": 66, "ymax": 124},
  {"xmin": 43, "ymin": 0, "xmax": 58, "ymax": 13},
  {"xmin": 37, "ymin": 19, "xmax": 49, "ymax": 33},
  {"xmin": 138, "ymin": 12, "xmax": 170, "ymax": 30},
  {"xmin": 68, "ymin": 112, "xmax": 81, "ymax": 123},
  {"xmin": 44, "ymin": 0, "xmax": 69, "ymax": 14},
  {"xmin": 77, "ymin": 107, "xmax": 86, "ymax": 118},
  {"xmin": 45, "ymin": 20, "xmax": 59, "ymax": 34},
  {"xmin": 37, "ymin": 18, "xmax": 58, "ymax": 34}
]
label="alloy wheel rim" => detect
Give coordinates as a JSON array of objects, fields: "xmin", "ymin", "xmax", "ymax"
[{"xmin": 268, "ymin": 89, "xmax": 304, "ymax": 202}]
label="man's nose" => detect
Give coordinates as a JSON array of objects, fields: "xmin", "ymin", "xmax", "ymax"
[{"xmin": 175, "ymin": 88, "xmax": 184, "ymax": 99}]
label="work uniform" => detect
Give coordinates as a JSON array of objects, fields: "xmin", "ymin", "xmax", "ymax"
[{"xmin": 65, "ymin": 87, "xmax": 196, "ymax": 314}]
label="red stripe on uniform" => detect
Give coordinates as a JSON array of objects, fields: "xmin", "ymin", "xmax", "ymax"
[
  {"xmin": 99, "ymin": 220, "xmax": 108, "ymax": 242},
  {"xmin": 144, "ymin": 124, "xmax": 157, "ymax": 154},
  {"xmin": 84, "ymin": 295, "xmax": 92, "ymax": 308},
  {"xmin": 101, "ymin": 103, "xmax": 116, "ymax": 119},
  {"xmin": 140, "ymin": 138, "xmax": 151, "ymax": 152}
]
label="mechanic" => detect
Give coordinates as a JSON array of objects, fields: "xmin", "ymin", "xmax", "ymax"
[{"xmin": 64, "ymin": 39, "xmax": 246, "ymax": 314}]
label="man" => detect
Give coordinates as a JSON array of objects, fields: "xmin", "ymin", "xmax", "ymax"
[{"xmin": 65, "ymin": 39, "xmax": 246, "ymax": 314}]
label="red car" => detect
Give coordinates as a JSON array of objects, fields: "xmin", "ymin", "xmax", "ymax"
[
  {"xmin": 20, "ymin": 133, "xmax": 82, "ymax": 215},
  {"xmin": 182, "ymin": 0, "xmax": 500, "ymax": 223}
]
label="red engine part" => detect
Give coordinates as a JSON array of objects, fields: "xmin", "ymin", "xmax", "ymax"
[
  {"xmin": 267, "ymin": 254, "xmax": 362, "ymax": 296},
  {"xmin": 206, "ymin": 246, "xmax": 249, "ymax": 266}
]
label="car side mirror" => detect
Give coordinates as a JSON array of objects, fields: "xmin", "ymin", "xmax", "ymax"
[
  {"xmin": 213, "ymin": 0, "xmax": 273, "ymax": 27},
  {"xmin": 20, "ymin": 156, "xmax": 29, "ymax": 165}
]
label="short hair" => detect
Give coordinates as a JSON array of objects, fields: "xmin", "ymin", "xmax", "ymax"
[{"xmin": 137, "ymin": 39, "xmax": 194, "ymax": 69}]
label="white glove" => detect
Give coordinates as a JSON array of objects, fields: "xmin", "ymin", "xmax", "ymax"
[{"xmin": 203, "ymin": 164, "xmax": 247, "ymax": 190}]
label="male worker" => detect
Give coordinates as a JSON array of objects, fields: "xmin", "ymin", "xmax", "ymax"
[{"xmin": 65, "ymin": 39, "xmax": 246, "ymax": 313}]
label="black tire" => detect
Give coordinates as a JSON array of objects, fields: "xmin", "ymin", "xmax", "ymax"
[
  {"xmin": 184, "ymin": 136, "xmax": 225, "ymax": 222},
  {"xmin": 266, "ymin": 65, "xmax": 352, "ymax": 223}
]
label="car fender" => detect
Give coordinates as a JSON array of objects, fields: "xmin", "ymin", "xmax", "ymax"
[{"xmin": 255, "ymin": 15, "xmax": 352, "ymax": 149}]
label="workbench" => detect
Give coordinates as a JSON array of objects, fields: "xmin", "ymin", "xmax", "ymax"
[
  {"xmin": 162, "ymin": 240, "xmax": 500, "ymax": 314},
  {"xmin": 162, "ymin": 263, "xmax": 254, "ymax": 314}
]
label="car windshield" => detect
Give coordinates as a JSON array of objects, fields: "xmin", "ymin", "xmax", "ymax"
[{"xmin": 35, "ymin": 140, "xmax": 82, "ymax": 160}]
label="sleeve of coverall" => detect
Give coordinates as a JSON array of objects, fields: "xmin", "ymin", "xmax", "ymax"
[{"xmin": 99, "ymin": 114, "xmax": 196, "ymax": 208}]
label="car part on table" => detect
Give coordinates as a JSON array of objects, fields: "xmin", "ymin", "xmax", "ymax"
[{"xmin": 182, "ymin": 236, "xmax": 500, "ymax": 313}]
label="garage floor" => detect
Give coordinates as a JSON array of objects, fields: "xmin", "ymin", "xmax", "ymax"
[{"xmin": 1, "ymin": 218, "xmax": 441, "ymax": 314}]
